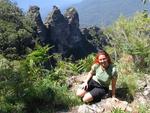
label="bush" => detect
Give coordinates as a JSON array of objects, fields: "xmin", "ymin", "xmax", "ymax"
[
  {"xmin": 76, "ymin": 53, "xmax": 95, "ymax": 73},
  {"xmin": 0, "ymin": 46, "xmax": 80, "ymax": 113},
  {"xmin": 115, "ymin": 53, "xmax": 138, "ymax": 96},
  {"xmin": 105, "ymin": 12, "xmax": 150, "ymax": 73}
]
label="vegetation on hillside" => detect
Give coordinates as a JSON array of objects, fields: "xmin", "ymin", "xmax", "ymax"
[
  {"xmin": 105, "ymin": 12, "xmax": 150, "ymax": 73},
  {"xmin": 0, "ymin": 0, "xmax": 36, "ymax": 59},
  {"xmin": 0, "ymin": 0, "xmax": 150, "ymax": 112}
]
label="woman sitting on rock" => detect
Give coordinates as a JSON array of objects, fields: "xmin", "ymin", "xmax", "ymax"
[{"xmin": 76, "ymin": 50, "xmax": 117, "ymax": 103}]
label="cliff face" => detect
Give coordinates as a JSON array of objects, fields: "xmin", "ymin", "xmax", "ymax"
[
  {"xmin": 27, "ymin": 6, "xmax": 109, "ymax": 60},
  {"xmin": 45, "ymin": 6, "xmax": 71, "ymax": 56},
  {"xmin": 27, "ymin": 6, "xmax": 48, "ymax": 44}
]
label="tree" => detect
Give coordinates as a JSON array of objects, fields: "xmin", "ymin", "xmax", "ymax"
[{"xmin": 0, "ymin": 0, "xmax": 36, "ymax": 59}]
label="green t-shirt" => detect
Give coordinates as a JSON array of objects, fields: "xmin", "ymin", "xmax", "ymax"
[{"xmin": 92, "ymin": 63, "xmax": 117, "ymax": 88}]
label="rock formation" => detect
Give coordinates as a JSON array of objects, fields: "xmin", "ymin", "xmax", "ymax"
[
  {"xmin": 45, "ymin": 6, "xmax": 71, "ymax": 57},
  {"xmin": 27, "ymin": 6, "xmax": 48, "ymax": 44},
  {"xmin": 81, "ymin": 26, "xmax": 110, "ymax": 50},
  {"xmin": 27, "ymin": 6, "xmax": 111, "ymax": 60},
  {"xmin": 64, "ymin": 7, "xmax": 81, "ymax": 45}
]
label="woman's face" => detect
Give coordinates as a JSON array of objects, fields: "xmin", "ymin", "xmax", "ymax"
[{"xmin": 98, "ymin": 54, "xmax": 109, "ymax": 68}]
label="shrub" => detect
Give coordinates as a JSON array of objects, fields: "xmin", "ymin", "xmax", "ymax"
[
  {"xmin": 105, "ymin": 12, "xmax": 150, "ymax": 73},
  {"xmin": 76, "ymin": 53, "xmax": 95, "ymax": 73},
  {"xmin": 0, "ymin": 46, "xmax": 80, "ymax": 113},
  {"xmin": 115, "ymin": 53, "xmax": 138, "ymax": 96}
]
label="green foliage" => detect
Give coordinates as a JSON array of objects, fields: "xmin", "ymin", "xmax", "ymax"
[
  {"xmin": 138, "ymin": 104, "xmax": 150, "ymax": 113},
  {"xmin": 50, "ymin": 60, "xmax": 78, "ymax": 84},
  {"xmin": 114, "ymin": 53, "xmax": 138, "ymax": 96},
  {"xmin": 26, "ymin": 45, "xmax": 52, "ymax": 66},
  {"xmin": 43, "ymin": 53, "xmax": 78, "ymax": 84},
  {"xmin": 0, "ymin": 46, "xmax": 80, "ymax": 113},
  {"xmin": 112, "ymin": 108, "xmax": 128, "ymax": 113},
  {"xmin": 0, "ymin": 0, "xmax": 23, "ymax": 23},
  {"xmin": 0, "ymin": 55, "xmax": 25, "ymax": 113},
  {"xmin": 0, "ymin": 0, "xmax": 36, "ymax": 59},
  {"xmin": 47, "ymin": 53, "xmax": 95, "ymax": 84},
  {"xmin": 76, "ymin": 53, "xmax": 95, "ymax": 73},
  {"xmin": 105, "ymin": 12, "xmax": 150, "ymax": 73}
]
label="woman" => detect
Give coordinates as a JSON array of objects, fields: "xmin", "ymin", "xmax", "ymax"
[{"xmin": 76, "ymin": 50, "xmax": 117, "ymax": 103}]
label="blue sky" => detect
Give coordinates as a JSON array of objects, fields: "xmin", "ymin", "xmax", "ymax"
[
  {"xmin": 11, "ymin": 0, "xmax": 82, "ymax": 19},
  {"xmin": 11, "ymin": 0, "xmax": 82, "ymax": 11}
]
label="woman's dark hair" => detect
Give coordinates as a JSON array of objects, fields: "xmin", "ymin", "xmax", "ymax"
[{"xmin": 94, "ymin": 50, "xmax": 112, "ymax": 64}]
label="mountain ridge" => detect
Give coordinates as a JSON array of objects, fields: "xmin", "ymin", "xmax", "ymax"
[{"xmin": 70, "ymin": 0, "xmax": 150, "ymax": 27}]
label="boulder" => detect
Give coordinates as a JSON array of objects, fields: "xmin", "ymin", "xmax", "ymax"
[{"xmin": 77, "ymin": 98, "xmax": 130, "ymax": 113}]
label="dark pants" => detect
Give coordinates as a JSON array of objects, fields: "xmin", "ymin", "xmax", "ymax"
[{"xmin": 86, "ymin": 79, "xmax": 109, "ymax": 102}]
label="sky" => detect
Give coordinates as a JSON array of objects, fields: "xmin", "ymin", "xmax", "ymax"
[{"xmin": 11, "ymin": 0, "xmax": 83, "ymax": 19}]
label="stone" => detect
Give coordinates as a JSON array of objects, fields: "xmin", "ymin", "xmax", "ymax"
[
  {"xmin": 126, "ymin": 106, "xmax": 133, "ymax": 112},
  {"xmin": 143, "ymin": 90, "xmax": 149, "ymax": 96},
  {"xmin": 76, "ymin": 98, "xmax": 129, "ymax": 113}
]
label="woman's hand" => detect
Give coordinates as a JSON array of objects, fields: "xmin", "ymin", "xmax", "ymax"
[{"xmin": 82, "ymin": 82, "xmax": 88, "ymax": 90}]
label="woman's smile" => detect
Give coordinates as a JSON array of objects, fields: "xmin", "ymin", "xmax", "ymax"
[{"xmin": 98, "ymin": 55, "xmax": 109, "ymax": 68}]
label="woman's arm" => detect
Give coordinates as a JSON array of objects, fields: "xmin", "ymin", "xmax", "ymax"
[
  {"xmin": 84, "ymin": 70, "xmax": 93, "ymax": 83},
  {"xmin": 112, "ymin": 78, "xmax": 117, "ymax": 97},
  {"xmin": 81, "ymin": 65, "xmax": 95, "ymax": 90}
]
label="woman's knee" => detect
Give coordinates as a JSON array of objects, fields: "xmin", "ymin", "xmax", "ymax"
[
  {"xmin": 82, "ymin": 93, "xmax": 93, "ymax": 103},
  {"xmin": 76, "ymin": 89, "xmax": 86, "ymax": 97}
]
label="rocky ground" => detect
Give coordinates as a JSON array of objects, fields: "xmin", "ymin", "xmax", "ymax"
[{"xmin": 57, "ymin": 73, "xmax": 150, "ymax": 113}]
